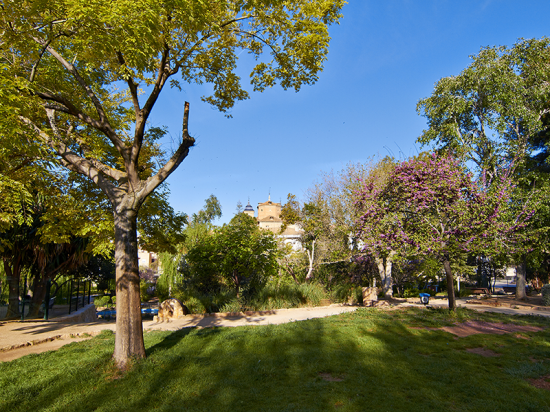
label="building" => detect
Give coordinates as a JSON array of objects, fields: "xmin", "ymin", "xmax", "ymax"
[{"xmin": 243, "ymin": 196, "xmax": 303, "ymax": 251}]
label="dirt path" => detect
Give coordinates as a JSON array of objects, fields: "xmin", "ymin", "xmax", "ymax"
[
  {"xmin": 0, "ymin": 336, "xmax": 93, "ymax": 362},
  {"xmin": 0, "ymin": 305, "xmax": 359, "ymax": 362},
  {"xmin": 2, "ymin": 297, "xmax": 549, "ymax": 362}
]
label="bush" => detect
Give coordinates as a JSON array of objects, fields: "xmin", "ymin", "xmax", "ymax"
[
  {"xmin": 332, "ymin": 284, "xmax": 362, "ymax": 304},
  {"xmin": 542, "ymin": 284, "xmax": 550, "ymax": 306},
  {"xmin": 404, "ymin": 288, "xmax": 436, "ymax": 298},
  {"xmin": 220, "ymin": 298, "xmax": 242, "ymax": 313},
  {"xmin": 94, "ymin": 295, "xmax": 112, "ymax": 308},
  {"xmin": 456, "ymin": 288, "xmax": 472, "ymax": 298}
]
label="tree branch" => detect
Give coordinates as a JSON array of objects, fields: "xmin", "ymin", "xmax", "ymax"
[
  {"xmin": 31, "ymin": 37, "xmax": 126, "ymax": 154},
  {"xmin": 138, "ymin": 102, "xmax": 195, "ymax": 200},
  {"xmin": 116, "ymin": 51, "xmax": 141, "ymax": 115},
  {"xmin": 19, "ymin": 114, "xmax": 125, "ymax": 199}
]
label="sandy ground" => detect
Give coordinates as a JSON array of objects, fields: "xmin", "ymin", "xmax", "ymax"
[
  {"xmin": 2, "ymin": 295, "xmax": 549, "ymax": 362},
  {"xmin": 0, "ymin": 305, "xmax": 359, "ymax": 362}
]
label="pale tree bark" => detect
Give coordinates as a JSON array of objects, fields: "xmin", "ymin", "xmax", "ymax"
[
  {"xmin": 305, "ymin": 239, "xmax": 316, "ymax": 280},
  {"xmin": 515, "ymin": 260, "xmax": 527, "ymax": 300},
  {"xmin": 443, "ymin": 258, "xmax": 456, "ymax": 311},
  {"xmin": 376, "ymin": 251, "xmax": 395, "ymax": 297}
]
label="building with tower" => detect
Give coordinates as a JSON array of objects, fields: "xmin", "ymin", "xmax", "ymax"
[{"xmin": 242, "ymin": 196, "xmax": 303, "ymax": 250}]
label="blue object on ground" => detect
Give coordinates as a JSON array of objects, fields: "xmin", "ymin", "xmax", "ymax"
[
  {"xmin": 97, "ymin": 309, "xmax": 116, "ymax": 318},
  {"xmin": 419, "ymin": 293, "xmax": 430, "ymax": 305},
  {"xmin": 96, "ymin": 308, "xmax": 158, "ymax": 318},
  {"xmin": 141, "ymin": 308, "xmax": 158, "ymax": 315}
]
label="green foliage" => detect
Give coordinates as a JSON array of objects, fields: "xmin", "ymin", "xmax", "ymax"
[
  {"xmin": 93, "ymin": 295, "xmax": 113, "ymax": 308},
  {"xmin": 2, "ymin": 308, "xmax": 550, "ymax": 411},
  {"xmin": 542, "ymin": 284, "xmax": 550, "ymax": 306},
  {"xmin": 185, "ymin": 213, "xmax": 279, "ymax": 297},
  {"xmin": 403, "ymin": 288, "xmax": 436, "ymax": 298},
  {"xmin": 417, "ymin": 37, "xmax": 550, "ymax": 264},
  {"xmin": 1, "ymin": 0, "xmax": 345, "ymax": 360},
  {"xmin": 331, "ymin": 283, "xmax": 362, "ymax": 304},
  {"xmin": 248, "ymin": 282, "xmax": 329, "ymax": 310}
]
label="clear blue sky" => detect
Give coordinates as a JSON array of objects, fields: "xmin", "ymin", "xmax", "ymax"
[{"xmin": 149, "ymin": 0, "xmax": 550, "ymax": 224}]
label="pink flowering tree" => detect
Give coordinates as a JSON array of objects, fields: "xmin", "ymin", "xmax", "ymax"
[{"xmin": 355, "ymin": 153, "xmax": 533, "ymax": 310}]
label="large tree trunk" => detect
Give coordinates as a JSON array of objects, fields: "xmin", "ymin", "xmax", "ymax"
[
  {"xmin": 3, "ymin": 259, "xmax": 21, "ymax": 319},
  {"xmin": 28, "ymin": 270, "xmax": 48, "ymax": 318},
  {"xmin": 515, "ymin": 260, "xmax": 527, "ymax": 300},
  {"xmin": 443, "ymin": 258, "xmax": 456, "ymax": 311},
  {"xmin": 113, "ymin": 208, "xmax": 146, "ymax": 367},
  {"xmin": 376, "ymin": 252, "xmax": 395, "ymax": 297}
]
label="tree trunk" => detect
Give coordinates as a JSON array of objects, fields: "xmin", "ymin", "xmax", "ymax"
[
  {"xmin": 515, "ymin": 260, "xmax": 527, "ymax": 300},
  {"xmin": 28, "ymin": 270, "xmax": 48, "ymax": 318},
  {"xmin": 4, "ymin": 259, "xmax": 21, "ymax": 319},
  {"xmin": 233, "ymin": 271, "xmax": 240, "ymax": 299},
  {"xmin": 112, "ymin": 208, "xmax": 146, "ymax": 367},
  {"xmin": 305, "ymin": 240, "xmax": 315, "ymax": 280},
  {"xmin": 443, "ymin": 259, "xmax": 456, "ymax": 311},
  {"xmin": 376, "ymin": 252, "xmax": 395, "ymax": 297}
]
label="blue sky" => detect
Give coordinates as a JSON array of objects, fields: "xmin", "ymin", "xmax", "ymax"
[{"xmin": 149, "ymin": 0, "xmax": 550, "ymax": 224}]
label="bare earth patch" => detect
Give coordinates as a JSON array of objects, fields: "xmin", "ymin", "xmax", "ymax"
[
  {"xmin": 318, "ymin": 372, "xmax": 344, "ymax": 382},
  {"xmin": 528, "ymin": 375, "xmax": 550, "ymax": 391},
  {"xmin": 441, "ymin": 321, "xmax": 543, "ymax": 338},
  {"xmin": 465, "ymin": 347, "xmax": 500, "ymax": 357}
]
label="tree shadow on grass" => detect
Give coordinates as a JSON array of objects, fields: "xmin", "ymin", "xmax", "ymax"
[{"xmin": 1, "ymin": 309, "xmax": 550, "ymax": 412}]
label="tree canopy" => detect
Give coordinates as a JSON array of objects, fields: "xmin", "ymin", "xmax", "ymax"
[
  {"xmin": 355, "ymin": 153, "xmax": 530, "ymax": 310},
  {"xmin": 0, "ymin": 0, "xmax": 345, "ymax": 366}
]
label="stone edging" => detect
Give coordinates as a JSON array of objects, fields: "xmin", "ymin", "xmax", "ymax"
[{"xmin": 0, "ymin": 330, "xmax": 102, "ymax": 353}]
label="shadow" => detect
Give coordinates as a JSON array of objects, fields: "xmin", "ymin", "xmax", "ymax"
[{"xmin": 1, "ymin": 307, "xmax": 550, "ymax": 412}]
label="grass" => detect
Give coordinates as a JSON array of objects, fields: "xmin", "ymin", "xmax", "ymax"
[{"xmin": 1, "ymin": 308, "xmax": 550, "ymax": 411}]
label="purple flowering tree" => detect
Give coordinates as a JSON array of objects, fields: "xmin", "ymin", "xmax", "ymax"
[{"xmin": 355, "ymin": 153, "xmax": 532, "ymax": 310}]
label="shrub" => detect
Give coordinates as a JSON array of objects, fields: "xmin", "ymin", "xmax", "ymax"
[
  {"xmin": 404, "ymin": 288, "xmax": 436, "ymax": 298},
  {"xmin": 220, "ymin": 298, "xmax": 242, "ymax": 313},
  {"xmin": 332, "ymin": 284, "xmax": 362, "ymax": 304},
  {"xmin": 542, "ymin": 284, "xmax": 550, "ymax": 306},
  {"xmin": 94, "ymin": 295, "xmax": 112, "ymax": 308},
  {"xmin": 298, "ymin": 282, "xmax": 328, "ymax": 306}
]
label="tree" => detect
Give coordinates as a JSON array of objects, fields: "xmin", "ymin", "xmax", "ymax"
[
  {"xmin": 355, "ymin": 153, "xmax": 529, "ymax": 310},
  {"xmin": 417, "ymin": 37, "xmax": 550, "ymax": 300},
  {"xmin": 1, "ymin": 0, "xmax": 345, "ymax": 366},
  {"xmin": 282, "ymin": 159, "xmax": 398, "ymax": 291},
  {"xmin": 185, "ymin": 213, "xmax": 278, "ymax": 298},
  {"xmin": 281, "ymin": 194, "xmax": 324, "ymax": 280}
]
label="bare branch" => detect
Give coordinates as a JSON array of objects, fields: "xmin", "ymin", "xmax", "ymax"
[
  {"xmin": 138, "ymin": 102, "xmax": 195, "ymax": 200},
  {"xmin": 116, "ymin": 51, "xmax": 140, "ymax": 115},
  {"xmin": 29, "ymin": 40, "xmax": 51, "ymax": 82}
]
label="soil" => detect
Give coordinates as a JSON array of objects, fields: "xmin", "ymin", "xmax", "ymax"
[
  {"xmin": 465, "ymin": 347, "xmax": 500, "ymax": 357},
  {"xmin": 318, "ymin": 372, "xmax": 345, "ymax": 382},
  {"xmin": 441, "ymin": 321, "xmax": 543, "ymax": 338},
  {"xmin": 465, "ymin": 294, "xmax": 546, "ymax": 309},
  {"xmin": 528, "ymin": 375, "xmax": 550, "ymax": 391}
]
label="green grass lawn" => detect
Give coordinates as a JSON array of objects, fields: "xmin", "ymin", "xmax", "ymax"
[{"xmin": 1, "ymin": 308, "xmax": 550, "ymax": 412}]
